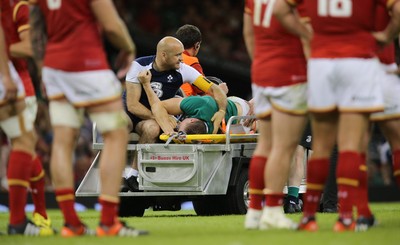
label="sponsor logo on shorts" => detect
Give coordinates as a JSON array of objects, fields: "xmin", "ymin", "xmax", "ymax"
[
  {"xmin": 384, "ymin": 104, "xmax": 398, "ymax": 112},
  {"xmin": 351, "ymin": 96, "xmax": 375, "ymax": 102}
]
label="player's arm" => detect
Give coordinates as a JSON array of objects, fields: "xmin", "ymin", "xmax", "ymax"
[
  {"xmin": 137, "ymin": 70, "xmax": 181, "ymax": 133},
  {"xmin": 273, "ymin": 0, "xmax": 312, "ymax": 41},
  {"xmin": 195, "ymin": 77, "xmax": 227, "ymax": 134},
  {"xmin": 300, "ymin": 20, "xmax": 312, "ymax": 59},
  {"xmin": 10, "ymin": 2, "xmax": 32, "ymax": 58},
  {"xmin": 91, "ymin": 0, "xmax": 136, "ymax": 79},
  {"xmin": 125, "ymin": 82, "xmax": 153, "ymax": 120},
  {"xmin": 137, "ymin": 70, "xmax": 160, "ymax": 108},
  {"xmin": 183, "ymin": 64, "xmax": 227, "ymax": 133},
  {"xmin": 243, "ymin": 5, "xmax": 254, "ymax": 60},
  {"xmin": 191, "ymin": 76, "xmax": 227, "ymax": 110},
  {"xmin": 125, "ymin": 63, "xmax": 154, "ymax": 120},
  {"xmin": 9, "ymin": 30, "xmax": 32, "ymax": 58},
  {"xmin": 0, "ymin": 22, "xmax": 17, "ymax": 102},
  {"xmin": 373, "ymin": 1, "xmax": 400, "ymax": 45},
  {"xmin": 29, "ymin": 4, "xmax": 47, "ymax": 72},
  {"xmin": 151, "ymin": 98, "xmax": 183, "ymax": 134}
]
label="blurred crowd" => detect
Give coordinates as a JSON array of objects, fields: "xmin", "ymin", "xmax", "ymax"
[
  {"xmin": 0, "ymin": 0, "xmax": 396, "ymax": 192},
  {"xmin": 115, "ymin": 0, "xmax": 250, "ymax": 64}
]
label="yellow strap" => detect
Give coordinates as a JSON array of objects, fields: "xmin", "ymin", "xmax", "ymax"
[
  {"xmin": 337, "ymin": 178, "xmax": 359, "ymax": 187},
  {"xmin": 359, "ymin": 164, "xmax": 368, "ymax": 172},
  {"xmin": 17, "ymin": 24, "xmax": 30, "ymax": 33},
  {"xmin": 30, "ymin": 170, "xmax": 45, "ymax": 182},
  {"xmin": 306, "ymin": 183, "xmax": 325, "ymax": 191},
  {"xmin": 248, "ymin": 188, "xmax": 264, "ymax": 195},
  {"xmin": 192, "ymin": 76, "xmax": 213, "ymax": 93},
  {"xmin": 8, "ymin": 179, "xmax": 29, "ymax": 188},
  {"xmin": 56, "ymin": 194, "xmax": 75, "ymax": 202},
  {"xmin": 13, "ymin": 1, "xmax": 29, "ymax": 22}
]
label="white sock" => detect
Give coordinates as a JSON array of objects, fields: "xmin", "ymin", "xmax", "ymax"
[{"xmin": 125, "ymin": 168, "xmax": 138, "ymax": 178}]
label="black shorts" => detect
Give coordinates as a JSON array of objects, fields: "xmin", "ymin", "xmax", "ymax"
[
  {"xmin": 122, "ymin": 90, "xmax": 143, "ymax": 132},
  {"xmin": 299, "ymin": 122, "xmax": 312, "ymax": 150}
]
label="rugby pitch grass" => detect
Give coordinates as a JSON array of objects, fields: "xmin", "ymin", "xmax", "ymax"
[{"xmin": 0, "ymin": 202, "xmax": 399, "ymax": 245}]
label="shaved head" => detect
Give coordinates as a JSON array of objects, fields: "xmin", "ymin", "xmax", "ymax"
[
  {"xmin": 156, "ymin": 36, "xmax": 184, "ymax": 54},
  {"xmin": 154, "ymin": 36, "xmax": 184, "ymax": 71}
]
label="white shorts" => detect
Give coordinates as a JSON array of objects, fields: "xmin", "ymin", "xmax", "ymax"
[
  {"xmin": 228, "ymin": 96, "xmax": 250, "ymax": 116},
  {"xmin": 42, "ymin": 67, "xmax": 122, "ymax": 107},
  {"xmin": 228, "ymin": 96, "xmax": 252, "ymax": 133},
  {"xmin": 370, "ymin": 63, "xmax": 400, "ymax": 121},
  {"xmin": 0, "ymin": 62, "xmax": 25, "ymax": 105},
  {"xmin": 251, "ymin": 83, "xmax": 307, "ymax": 118},
  {"xmin": 308, "ymin": 58, "xmax": 384, "ymax": 113}
]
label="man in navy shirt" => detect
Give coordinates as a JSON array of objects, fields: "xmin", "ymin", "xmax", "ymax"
[{"xmin": 122, "ymin": 36, "xmax": 227, "ymax": 191}]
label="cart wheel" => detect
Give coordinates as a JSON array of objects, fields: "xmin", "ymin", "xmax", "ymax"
[
  {"xmin": 118, "ymin": 197, "xmax": 147, "ymax": 217},
  {"xmin": 193, "ymin": 196, "xmax": 230, "ymax": 216},
  {"xmin": 226, "ymin": 168, "xmax": 249, "ymax": 214}
]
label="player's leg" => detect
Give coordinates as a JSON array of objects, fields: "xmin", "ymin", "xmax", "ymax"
[
  {"xmin": 335, "ymin": 112, "xmax": 370, "ymax": 231},
  {"xmin": 124, "ymin": 119, "xmax": 161, "ymax": 192},
  {"xmin": 379, "ymin": 119, "xmax": 400, "ymax": 186},
  {"xmin": 41, "ymin": 67, "xmax": 92, "ymax": 236},
  {"xmin": 321, "ymin": 145, "xmax": 339, "ymax": 213},
  {"xmin": 336, "ymin": 58, "xmax": 384, "ymax": 232},
  {"xmin": 352, "ymin": 125, "xmax": 375, "ymax": 231},
  {"xmin": 2, "ymin": 100, "xmax": 54, "ymax": 236},
  {"xmin": 245, "ymin": 118, "xmax": 271, "ymax": 229},
  {"xmin": 285, "ymin": 145, "xmax": 305, "ymax": 214},
  {"xmin": 261, "ymin": 107, "xmax": 306, "ymax": 230},
  {"xmin": 24, "ymin": 96, "xmax": 52, "ymax": 227},
  {"xmin": 63, "ymin": 69, "xmax": 147, "ymax": 236},
  {"xmin": 48, "ymin": 98, "xmax": 90, "ymax": 236},
  {"xmin": 244, "ymin": 85, "xmax": 271, "ymax": 230},
  {"xmin": 88, "ymin": 100, "xmax": 148, "ymax": 236},
  {"xmin": 370, "ymin": 62, "xmax": 400, "ymax": 188},
  {"xmin": 298, "ymin": 112, "xmax": 338, "ymax": 231}
]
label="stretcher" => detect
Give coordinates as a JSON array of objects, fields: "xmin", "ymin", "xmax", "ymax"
[{"xmin": 76, "ymin": 115, "xmax": 307, "ymax": 216}]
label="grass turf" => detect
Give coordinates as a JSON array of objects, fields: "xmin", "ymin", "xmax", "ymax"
[{"xmin": 0, "ymin": 202, "xmax": 399, "ymax": 245}]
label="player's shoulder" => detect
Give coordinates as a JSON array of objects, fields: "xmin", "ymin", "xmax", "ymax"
[
  {"xmin": 178, "ymin": 62, "xmax": 198, "ymax": 73},
  {"xmin": 135, "ymin": 55, "xmax": 155, "ymax": 67}
]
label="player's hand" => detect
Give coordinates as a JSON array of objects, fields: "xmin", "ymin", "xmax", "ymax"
[
  {"xmin": 3, "ymin": 75, "xmax": 18, "ymax": 102},
  {"xmin": 115, "ymin": 50, "xmax": 135, "ymax": 80},
  {"xmin": 218, "ymin": 83, "xmax": 229, "ymax": 94},
  {"xmin": 137, "ymin": 70, "xmax": 152, "ymax": 85},
  {"xmin": 372, "ymin": 31, "xmax": 390, "ymax": 46},
  {"xmin": 243, "ymin": 99, "xmax": 255, "ymax": 127},
  {"xmin": 211, "ymin": 109, "xmax": 225, "ymax": 134}
]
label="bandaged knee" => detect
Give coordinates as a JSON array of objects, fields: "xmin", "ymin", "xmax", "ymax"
[
  {"xmin": 0, "ymin": 107, "xmax": 34, "ymax": 139},
  {"xmin": 89, "ymin": 110, "xmax": 128, "ymax": 133},
  {"xmin": 49, "ymin": 101, "xmax": 84, "ymax": 128}
]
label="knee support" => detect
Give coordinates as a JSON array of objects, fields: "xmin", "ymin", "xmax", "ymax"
[
  {"xmin": 0, "ymin": 107, "xmax": 34, "ymax": 139},
  {"xmin": 89, "ymin": 110, "xmax": 128, "ymax": 133},
  {"xmin": 49, "ymin": 101, "xmax": 84, "ymax": 128}
]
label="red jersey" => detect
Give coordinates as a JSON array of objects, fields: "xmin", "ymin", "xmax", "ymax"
[
  {"xmin": 293, "ymin": 0, "xmax": 396, "ymax": 58},
  {"xmin": 245, "ymin": 0, "xmax": 307, "ymax": 87},
  {"xmin": 30, "ymin": 0, "xmax": 109, "ymax": 71},
  {"xmin": 1, "ymin": 0, "xmax": 35, "ymax": 96},
  {"xmin": 375, "ymin": 3, "xmax": 395, "ymax": 64}
]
